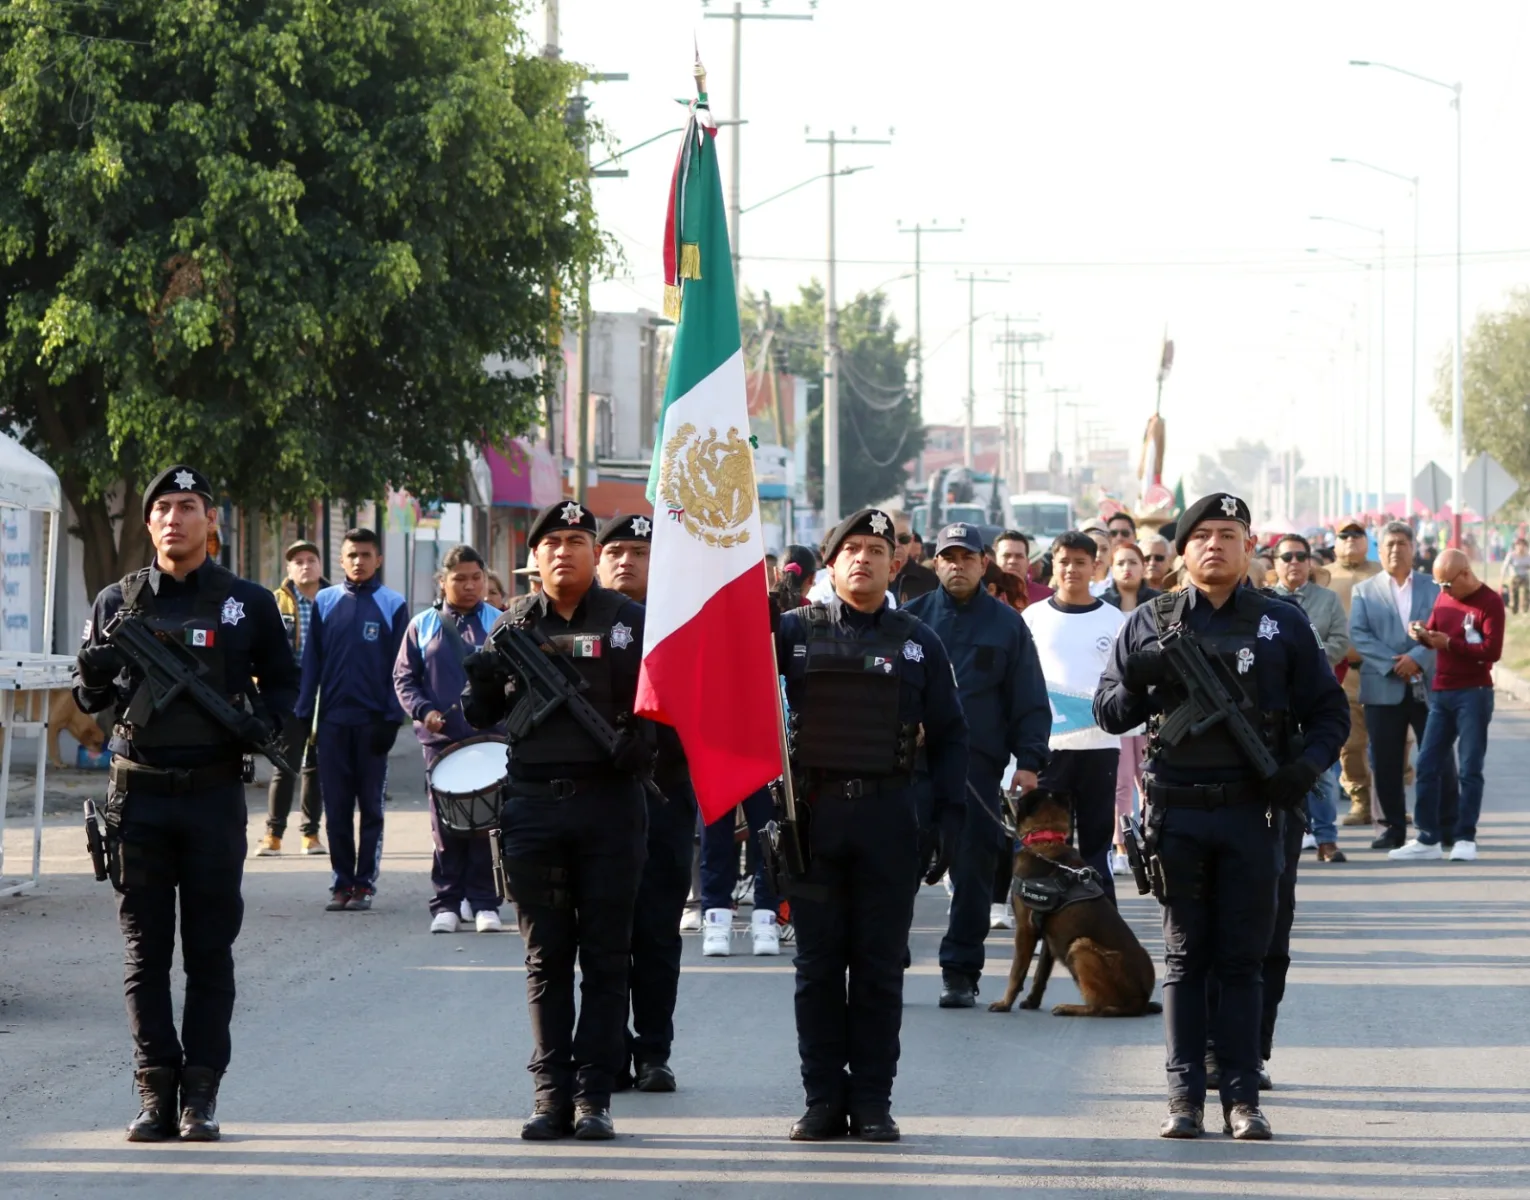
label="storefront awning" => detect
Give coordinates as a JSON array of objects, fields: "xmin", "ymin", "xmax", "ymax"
[{"xmin": 486, "ymin": 438, "xmax": 563, "ymax": 509}]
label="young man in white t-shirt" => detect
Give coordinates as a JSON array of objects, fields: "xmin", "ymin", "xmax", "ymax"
[{"xmin": 1022, "ymin": 530, "xmax": 1126, "ymax": 899}]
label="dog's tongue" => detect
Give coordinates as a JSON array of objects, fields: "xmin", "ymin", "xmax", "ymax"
[{"xmin": 1021, "ymin": 830, "xmax": 1068, "ymax": 846}]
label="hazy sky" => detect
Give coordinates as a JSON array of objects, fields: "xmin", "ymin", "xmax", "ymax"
[{"xmin": 540, "ymin": 1, "xmax": 1530, "ymax": 502}]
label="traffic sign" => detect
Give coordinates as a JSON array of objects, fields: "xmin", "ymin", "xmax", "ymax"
[
  {"xmin": 1460, "ymin": 453, "xmax": 1519, "ymax": 519},
  {"xmin": 1414, "ymin": 461, "xmax": 1450, "ymax": 513}
]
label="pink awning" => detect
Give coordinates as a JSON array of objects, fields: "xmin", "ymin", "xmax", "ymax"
[{"xmin": 485, "ymin": 438, "xmax": 562, "ymax": 509}]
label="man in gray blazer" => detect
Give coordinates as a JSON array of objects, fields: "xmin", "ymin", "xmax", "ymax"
[{"xmin": 1349, "ymin": 522, "xmax": 1454, "ymax": 850}]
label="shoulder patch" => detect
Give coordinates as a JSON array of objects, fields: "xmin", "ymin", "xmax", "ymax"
[
  {"xmin": 1257, "ymin": 613, "xmax": 1278, "ymax": 641},
  {"xmin": 610, "ymin": 622, "xmax": 633, "ymax": 650},
  {"xmin": 221, "ymin": 597, "xmax": 246, "ymax": 626},
  {"xmin": 903, "ymin": 639, "xmax": 924, "ymax": 663}
]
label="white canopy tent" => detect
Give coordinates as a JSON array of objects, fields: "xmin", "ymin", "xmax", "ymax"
[{"xmin": 0, "ymin": 432, "xmax": 75, "ymax": 896}]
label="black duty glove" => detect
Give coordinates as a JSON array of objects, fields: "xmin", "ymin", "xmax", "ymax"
[
  {"xmin": 612, "ymin": 714, "xmax": 657, "ymax": 777},
  {"xmin": 370, "ymin": 718, "xmax": 401, "ymax": 757},
  {"xmin": 76, "ymin": 644, "xmax": 123, "ymax": 689},
  {"xmin": 461, "ymin": 649, "xmax": 513, "ymax": 729},
  {"xmin": 922, "ymin": 805, "xmax": 964, "ymax": 886},
  {"xmin": 234, "ymin": 712, "xmax": 272, "ymax": 748},
  {"xmin": 1124, "ymin": 649, "xmax": 1169, "ymax": 691},
  {"xmin": 1260, "ymin": 759, "xmax": 1321, "ymax": 810}
]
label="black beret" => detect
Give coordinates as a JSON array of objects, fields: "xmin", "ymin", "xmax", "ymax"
[
  {"xmin": 1175, "ymin": 493, "xmax": 1251, "ymax": 553},
  {"xmin": 527, "ymin": 499, "xmax": 600, "ymax": 549},
  {"xmin": 598, "ymin": 512, "xmax": 654, "ymax": 543},
  {"xmin": 822, "ymin": 507, "xmax": 896, "ymax": 562},
  {"xmin": 141, "ymin": 464, "xmax": 215, "ymax": 522}
]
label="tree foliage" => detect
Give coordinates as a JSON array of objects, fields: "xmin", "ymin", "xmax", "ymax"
[
  {"xmin": 1431, "ymin": 288, "xmax": 1530, "ymax": 514},
  {"xmin": 742, "ymin": 282, "xmax": 921, "ymax": 516},
  {"xmin": 0, "ymin": 0, "xmax": 601, "ymax": 594}
]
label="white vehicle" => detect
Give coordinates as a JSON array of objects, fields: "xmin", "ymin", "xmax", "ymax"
[{"xmin": 1004, "ymin": 492, "xmax": 1076, "ymax": 555}]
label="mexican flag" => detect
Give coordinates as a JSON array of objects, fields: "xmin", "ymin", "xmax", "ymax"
[{"xmin": 633, "ymin": 75, "xmax": 783, "ymax": 824}]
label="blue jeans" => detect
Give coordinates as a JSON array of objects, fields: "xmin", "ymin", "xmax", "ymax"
[
  {"xmin": 1414, "ymin": 686, "xmax": 1494, "ymax": 844},
  {"xmin": 1304, "ymin": 763, "xmax": 1340, "ymax": 844},
  {"xmin": 699, "ymin": 787, "xmax": 777, "ymax": 912}
]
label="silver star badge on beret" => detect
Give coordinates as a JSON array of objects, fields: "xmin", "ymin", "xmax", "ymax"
[
  {"xmin": 174, "ymin": 469, "xmax": 197, "ymax": 491},
  {"xmin": 631, "ymin": 516, "xmax": 652, "ymax": 537},
  {"xmin": 561, "ymin": 501, "xmax": 584, "ymax": 524},
  {"xmin": 869, "ymin": 512, "xmax": 889, "ymax": 535},
  {"xmin": 1220, "ymin": 496, "xmax": 1240, "ymax": 517}
]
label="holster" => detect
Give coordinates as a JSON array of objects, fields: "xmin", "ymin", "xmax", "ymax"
[{"xmin": 758, "ymin": 779, "xmax": 826, "ymax": 902}]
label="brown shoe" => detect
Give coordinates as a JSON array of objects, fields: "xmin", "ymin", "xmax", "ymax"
[
  {"xmin": 1339, "ymin": 809, "xmax": 1372, "ymax": 827},
  {"xmin": 1317, "ymin": 843, "xmax": 1348, "ymax": 863}
]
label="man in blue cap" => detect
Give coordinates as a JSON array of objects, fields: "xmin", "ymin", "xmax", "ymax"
[{"xmin": 903, "ymin": 521, "xmax": 1050, "ymax": 1009}]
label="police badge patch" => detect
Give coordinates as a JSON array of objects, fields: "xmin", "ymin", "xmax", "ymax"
[
  {"xmin": 221, "ymin": 597, "xmax": 245, "ymax": 626},
  {"xmin": 609, "ymin": 622, "xmax": 633, "ymax": 650},
  {"xmin": 902, "ymin": 640, "xmax": 924, "ymax": 662},
  {"xmin": 1257, "ymin": 614, "xmax": 1278, "ymax": 641}
]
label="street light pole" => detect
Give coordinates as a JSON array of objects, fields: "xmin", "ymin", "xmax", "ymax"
[
  {"xmin": 897, "ymin": 219, "xmax": 963, "ymax": 479},
  {"xmin": 1331, "ymin": 158, "xmax": 1421, "ymax": 520},
  {"xmin": 1350, "ymin": 60, "xmax": 1464, "ymax": 543},
  {"xmin": 806, "ymin": 128, "xmax": 891, "ymax": 526},
  {"xmin": 954, "ymin": 273, "xmax": 1004, "ymax": 468}
]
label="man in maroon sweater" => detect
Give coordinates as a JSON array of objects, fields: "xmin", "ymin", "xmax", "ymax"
[{"xmin": 1390, "ymin": 549, "xmax": 1504, "ymax": 863}]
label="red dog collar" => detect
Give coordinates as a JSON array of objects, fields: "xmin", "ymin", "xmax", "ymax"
[{"xmin": 1020, "ymin": 830, "xmax": 1067, "ymax": 847}]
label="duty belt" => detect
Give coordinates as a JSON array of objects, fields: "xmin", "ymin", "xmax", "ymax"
[
  {"xmin": 808, "ymin": 775, "xmax": 911, "ymax": 801},
  {"xmin": 1146, "ymin": 780, "xmax": 1261, "ymax": 809},
  {"xmin": 109, "ymin": 756, "xmax": 244, "ymax": 795},
  {"xmin": 506, "ymin": 775, "xmax": 629, "ymax": 800}
]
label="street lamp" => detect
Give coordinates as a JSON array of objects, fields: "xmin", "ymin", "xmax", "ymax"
[
  {"xmin": 1307, "ymin": 246, "xmax": 1375, "ymax": 513},
  {"xmin": 1351, "ymin": 60, "xmax": 1463, "ymax": 543},
  {"xmin": 1311, "ymin": 215, "xmax": 1386, "ymax": 512},
  {"xmin": 739, "ymin": 165, "xmax": 870, "ymax": 214},
  {"xmin": 1331, "ymin": 157, "xmax": 1421, "ymax": 521}
]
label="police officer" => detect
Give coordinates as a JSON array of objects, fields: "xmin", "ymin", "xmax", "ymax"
[
  {"xmin": 1094, "ymin": 493, "xmax": 1348, "ymax": 1141},
  {"xmin": 461, "ymin": 500, "xmax": 653, "ymax": 1141},
  {"xmin": 73, "ymin": 465, "xmax": 297, "ymax": 1142},
  {"xmin": 595, "ymin": 511, "xmax": 698, "ymax": 1092},
  {"xmin": 904, "ymin": 521, "xmax": 1051, "ymax": 1008},
  {"xmin": 778, "ymin": 507, "xmax": 968, "ymax": 1143}
]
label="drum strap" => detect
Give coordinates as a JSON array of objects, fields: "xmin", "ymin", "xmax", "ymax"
[{"xmin": 436, "ymin": 607, "xmax": 474, "ymax": 667}]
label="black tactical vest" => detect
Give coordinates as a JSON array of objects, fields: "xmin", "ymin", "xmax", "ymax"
[
  {"xmin": 118, "ymin": 564, "xmax": 242, "ymax": 754},
  {"xmin": 503, "ymin": 586, "xmax": 626, "ymax": 769},
  {"xmin": 791, "ymin": 603, "xmax": 919, "ymax": 777},
  {"xmin": 1147, "ymin": 588, "xmax": 1290, "ymax": 775}
]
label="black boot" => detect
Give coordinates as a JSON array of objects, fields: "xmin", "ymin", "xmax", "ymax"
[
  {"xmin": 573, "ymin": 1103, "xmax": 616, "ymax": 1140},
  {"xmin": 1158, "ymin": 1100, "xmax": 1204, "ymax": 1139},
  {"xmin": 1223, "ymin": 1102, "xmax": 1273, "ymax": 1140},
  {"xmin": 938, "ymin": 970, "xmax": 976, "ymax": 1009},
  {"xmin": 126, "ymin": 1067, "xmax": 180, "ymax": 1143},
  {"xmin": 178, "ymin": 1066, "xmax": 221, "ymax": 1141},
  {"xmin": 635, "ymin": 1061, "xmax": 677, "ymax": 1093},
  {"xmin": 789, "ymin": 1103, "xmax": 848, "ymax": 1141},
  {"xmin": 849, "ymin": 1106, "xmax": 900, "ymax": 1142},
  {"xmin": 521, "ymin": 1100, "xmax": 574, "ymax": 1140}
]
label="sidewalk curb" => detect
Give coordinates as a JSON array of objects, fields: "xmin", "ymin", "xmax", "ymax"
[{"xmin": 1495, "ymin": 664, "xmax": 1530, "ymax": 705}]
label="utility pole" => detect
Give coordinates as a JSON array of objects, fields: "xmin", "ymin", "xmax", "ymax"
[
  {"xmin": 1043, "ymin": 385, "xmax": 1081, "ymax": 486},
  {"xmin": 955, "ymin": 273, "xmax": 1004, "ymax": 469},
  {"xmin": 807, "ymin": 128, "xmax": 891, "ymax": 527},
  {"xmin": 543, "ymin": 0, "xmax": 558, "ymax": 57},
  {"xmin": 897, "ymin": 219, "xmax": 963, "ymax": 480},
  {"xmin": 572, "ymin": 71, "xmax": 628, "ymax": 504},
  {"xmin": 993, "ymin": 319, "xmax": 1046, "ymax": 492},
  {"xmin": 703, "ymin": 1, "xmax": 814, "ymax": 291}
]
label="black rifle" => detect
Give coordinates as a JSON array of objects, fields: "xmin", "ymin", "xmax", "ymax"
[
  {"xmin": 101, "ymin": 608, "xmax": 294, "ymax": 775},
  {"xmin": 1154, "ymin": 625, "xmax": 1280, "ymax": 780},
  {"xmin": 84, "ymin": 800, "xmax": 111, "ymax": 883},
  {"xmin": 482, "ymin": 623, "xmax": 663, "ymax": 802}
]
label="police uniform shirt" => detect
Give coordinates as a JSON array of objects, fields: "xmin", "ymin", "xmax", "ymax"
[
  {"xmin": 776, "ymin": 594, "xmax": 969, "ymax": 818},
  {"xmin": 488, "ymin": 584, "xmax": 647, "ymax": 779},
  {"xmin": 74, "ymin": 561, "xmax": 298, "ymax": 769},
  {"xmin": 1093, "ymin": 582, "xmax": 1349, "ymax": 786},
  {"xmin": 902, "ymin": 584, "xmax": 1049, "ymax": 777}
]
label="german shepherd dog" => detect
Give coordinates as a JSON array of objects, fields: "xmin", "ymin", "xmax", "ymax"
[{"xmin": 988, "ymin": 789, "xmax": 1161, "ymax": 1016}]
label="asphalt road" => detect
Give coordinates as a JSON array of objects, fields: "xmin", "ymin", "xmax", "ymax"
[{"xmin": 2, "ymin": 708, "xmax": 1529, "ymax": 1199}]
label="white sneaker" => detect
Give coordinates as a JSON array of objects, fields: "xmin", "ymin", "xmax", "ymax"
[
  {"xmin": 1388, "ymin": 839, "xmax": 1444, "ymax": 861},
  {"xmin": 474, "ymin": 910, "xmax": 504, "ymax": 933},
  {"xmin": 459, "ymin": 898, "xmax": 473, "ymax": 923},
  {"xmin": 1110, "ymin": 851, "xmax": 1131, "ymax": 877},
  {"xmin": 1301, "ymin": 832, "xmax": 1318, "ymax": 851},
  {"xmin": 679, "ymin": 907, "xmax": 702, "ymax": 932},
  {"xmin": 702, "ymin": 908, "xmax": 733, "ymax": 957},
  {"xmin": 941, "ymin": 872, "xmax": 955, "ymax": 897},
  {"xmin": 751, "ymin": 909, "xmax": 781, "ymax": 956},
  {"xmin": 430, "ymin": 911, "xmax": 460, "ymax": 934},
  {"xmin": 989, "ymin": 902, "xmax": 1015, "ymax": 930},
  {"xmin": 1448, "ymin": 840, "xmax": 1478, "ymax": 862}
]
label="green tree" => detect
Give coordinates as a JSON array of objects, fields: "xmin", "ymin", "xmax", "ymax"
[
  {"xmin": 1431, "ymin": 288, "xmax": 1530, "ymax": 514},
  {"xmin": 1, "ymin": 0, "xmax": 601, "ymax": 596},
  {"xmin": 743, "ymin": 282, "xmax": 921, "ymax": 516}
]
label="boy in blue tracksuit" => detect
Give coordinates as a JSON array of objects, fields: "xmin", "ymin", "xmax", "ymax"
[
  {"xmin": 392, "ymin": 544, "xmax": 506, "ymax": 933},
  {"xmin": 296, "ymin": 528, "xmax": 408, "ymax": 911}
]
